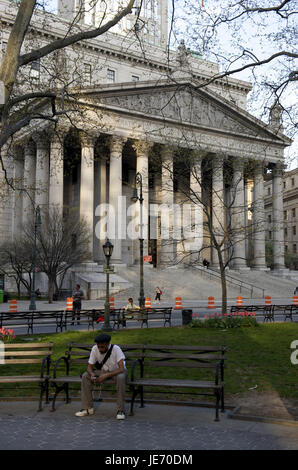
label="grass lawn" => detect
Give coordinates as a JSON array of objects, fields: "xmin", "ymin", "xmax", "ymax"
[{"xmin": 1, "ymin": 323, "xmax": 298, "ymax": 402}]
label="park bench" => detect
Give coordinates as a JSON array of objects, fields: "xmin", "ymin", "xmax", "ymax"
[
  {"xmin": 50, "ymin": 342, "xmax": 144, "ymax": 411},
  {"xmin": 230, "ymin": 305, "xmax": 274, "ymax": 322},
  {"xmin": 27, "ymin": 311, "xmax": 65, "ymax": 334},
  {"xmin": 63, "ymin": 309, "xmax": 105, "ymax": 330},
  {"xmin": 129, "ymin": 344, "xmax": 226, "ymax": 422},
  {"xmin": 112, "ymin": 307, "xmax": 172, "ymax": 329},
  {"xmin": 0, "ymin": 342, "xmax": 53, "ymax": 411},
  {"xmin": 272, "ymin": 304, "xmax": 298, "ymax": 322},
  {"xmin": 0, "ymin": 311, "xmax": 66, "ymax": 334}
]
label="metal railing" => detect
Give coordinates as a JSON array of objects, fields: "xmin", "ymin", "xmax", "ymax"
[{"xmin": 191, "ymin": 265, "xmax": 265, "ymax": 298}]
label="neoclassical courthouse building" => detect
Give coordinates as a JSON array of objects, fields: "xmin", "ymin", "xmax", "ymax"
[{"xmin": 0, "ymin": 0, "xmax": 292, "ymax": 291}]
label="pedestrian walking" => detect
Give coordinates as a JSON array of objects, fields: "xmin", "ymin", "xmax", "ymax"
[
  {"xmin": 203, "ymin": 258, "xmax": 210, "ymax": 269},
  {"xmin": 72, "ymin": 284, "xmax": 84, "ymax": 325},
  {"xmin": 75, "ymin": 334, "xmax": 127, "ymax": 420},
  {"xmin": 155, "ymin": 287, "xmax": 162, "ymax": 302},
  {"xmin": 294, "ymin": 286, "xmax": 298, "ymax": 295}
]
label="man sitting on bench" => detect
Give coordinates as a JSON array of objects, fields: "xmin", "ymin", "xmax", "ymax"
[
  {"xmin": 75, "ymin": 334, "xmax": 127, "ymax": 420},
  {"xmin": 122, "ymin": 297, "xmax": 140, "ymax": 327}
]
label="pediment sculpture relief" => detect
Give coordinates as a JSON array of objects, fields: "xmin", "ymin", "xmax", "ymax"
[{"xmin": 96, "ymin": 89, "xmax": 263, "ymax": 138}]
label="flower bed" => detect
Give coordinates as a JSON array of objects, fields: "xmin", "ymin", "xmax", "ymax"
[{"xmin": 190, "ymin": 312, "xmax": 259, "ymax": 328}]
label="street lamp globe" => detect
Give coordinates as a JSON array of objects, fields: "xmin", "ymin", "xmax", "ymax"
[
  {"xmin": 103, "ymin": 239, "xmax": 113, "ymax": 259},
  {"xmin": 131, "ymin": 186, "xmax": 139, "ymax": 203}
]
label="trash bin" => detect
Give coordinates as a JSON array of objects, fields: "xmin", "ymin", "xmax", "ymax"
[
  {"xmin": 0, "ymin": 289, "xmax": 3, "ymax": 303},
  {"xmin": 182, "ymin": 309, "xmax": 193, "ymax": 325}
]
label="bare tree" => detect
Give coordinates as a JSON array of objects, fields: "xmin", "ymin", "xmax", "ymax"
[
  {"xmin": 173, "ymin": 0, "xmax": 297, "ymax": 164},
  {"xmin": 0, "ymin": 0, "xmax": 135, "ymax": 178},
  {"xmin": 23, "ymin": 206, "xmax": 91, "ymax": 302},
  {"xmin": 150, "ymin": 147, "xmax": 265, "ymax": 314},
  {"xmin": 0, "ymin": 238, "xmax": 34, "ymax": 298}
]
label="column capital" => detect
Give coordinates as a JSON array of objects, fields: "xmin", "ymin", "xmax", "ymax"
[
  {"xmin": 80, "ymin": 131, "xmax": 97, "ymax": 148},
  {"xmin": 32, "ymin": 130, "xmax": 50, "ymax": 149},
  {"xmin": 161, "ymin": 144, "xmax": 175, "ymax": 161},
  {"xmin": 132, "ymin": 140, "xmax": 153, "ymax": 156},
  {"xmin": 272, "ymin": 161, "xmax": 285, "ymax": 178},
  {"xmin": 253, "ymin": 160, "xmax": 265, "ymax": 173},
  {"xmin": 233, "ymin": 157, "xmax": 245, "ymax": 172},
  {"xmin": 109, "ymin": 135, "xmax": 126, "ymax": 153},
  {"xmin": 24, "ymin": 139, "xmax": 36, "ymax": 155}
]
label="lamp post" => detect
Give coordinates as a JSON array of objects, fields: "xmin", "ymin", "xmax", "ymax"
[
  {"xmin": 29, "ymin": 205, "xmax": 42, "ymax": 311},
  {"xmin": 102, "ymin": 238, "xmax": 114, "ymax": 331},
  {"xmin": 131, "ymin": 172, "xmax": 145, "ymax": 309}
]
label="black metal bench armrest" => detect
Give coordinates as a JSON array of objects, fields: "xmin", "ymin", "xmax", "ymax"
[
  {"xmin": 53, "ymin": 356, "xmax": 69, "ymax": 379},
  {"xmin": 130, "ymin": 358, "xmax": 143, "ymax": 382},
  {"xmin": 40, "ymin": 355, "xmax": 52, "ymax": 379}
]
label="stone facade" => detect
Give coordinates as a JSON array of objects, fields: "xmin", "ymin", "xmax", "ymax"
[
  {"xmin": 0, "ymin": 0, "xmax": 292, "ymax": 282},
  {"xmin": 265, "ymin": 168, "xmax": 298, "ymax": 269}
]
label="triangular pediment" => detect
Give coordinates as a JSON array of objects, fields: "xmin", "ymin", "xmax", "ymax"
[{"xmin": 82, "ymin": 81, "xmax": 289, "ymax": 144}]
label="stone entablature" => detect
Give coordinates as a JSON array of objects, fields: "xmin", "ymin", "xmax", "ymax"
[{"xmin": 0, "ymin": 0, "xmax": 252, "ymax": 109}]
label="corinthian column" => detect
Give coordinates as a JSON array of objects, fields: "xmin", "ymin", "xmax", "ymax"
[
  {"xmin": 252, "ymin": 161, "xmax": 267, "ymax": 269},
  {"xmin": 231, "ymin": 158, "xmax": 248, "ymax": 270},
  {"xmin": 33, "ymin": 132, "xmax": 50, "ymax": 208},
  {"xmin": 49, "ymin": 132, "xmax": 64, "ymax": 214},
  {"xmin": 133, "ymin": 140, "xmax": 152, "ymax": 257},
  {"xmin": 12, "ymin": 146, "xmax": 24, "ymax": 239},
  {"xmin": 109, "ymin": 135, "xmax": 125, "ymax": 263},
  {"xmin": 189, "ymin": 153, "xmax": 203, "ymax": 262},
  {"xmin": 22, "ymin": 140, "xmax": 36, "ymax": 226},
  {"xmin": 80, "ymin": 133, "xmax": 96, "ymax": 260},
  {"xmin": 272, "ymin": 162, "xmax": 285, "ymax": 269},
  {"xmin": 160, "ymin": 145, "xmax": 175, "ymax": 265},
  {"xmin": 212, "ymin": 155, "xmax": 225, "ymax": 268}
]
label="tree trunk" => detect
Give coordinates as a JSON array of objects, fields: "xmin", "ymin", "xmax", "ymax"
[{"xmin": 48, "ymin": 278, "xmax": 55, "ymax": 304}]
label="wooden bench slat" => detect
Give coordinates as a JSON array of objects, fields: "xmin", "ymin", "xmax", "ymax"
[
  {"xmin": 3, "ymin": 350, "xmax": 53, "ymax": 357},
  {"xmin": 140, "ymin": 361, "xmax": 217, "ymax": 368},
  {"xmin": 129, "ymin": 378, "xmax": 222, "ymax": 388},
  {"xmin": 0, "ymin": 376, "xmax": 46, "ymax": 383},
  {"xmin": 4, "ymin": 359, "xmax": 45, "ymax": 364},
  {"xmin": 141, "ymin": 353, "xmax": 223, "ymax": 360},
  {"xmin": 143, "ymin": 345, "xmax": 225, "ymax": 351},
  {"xmin": 4, "ymin": 343, "xmax": 53, "ymax": 349}
]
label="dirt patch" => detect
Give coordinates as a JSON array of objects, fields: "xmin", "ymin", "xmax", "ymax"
[{"xmin": 228, "ymin": 391, "xmax": 298, "ymax": 421}]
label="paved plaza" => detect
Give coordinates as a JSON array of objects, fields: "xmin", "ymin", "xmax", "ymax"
[{"xmin": 0, "ymin": 401, "xmax": 297, "ymax": 451}]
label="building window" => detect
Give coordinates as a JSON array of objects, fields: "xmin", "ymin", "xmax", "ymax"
[
  {"xmin": 293, "ymin": 226, "xmax": 297, "ymax": 236},
  {"xmin": 283, "ymin": 181, "xmax": 286, "ymax": 189},
  {"xmin": 292, "ymin": 208, "xmax": 296, "ymax": 219},
  {"xmin": 84, "ymin": 63, "xmax": 92, "ymax": 85},
  {"xmin": 294, "ymin": 244, "xmax": 297, "ymax": 253},
  {"xmin": 284, "ymin": 210, "xmax": 287, "ymax": 220},
  {"xmin": 132, "ymin": 75, "xmax": 139, "ymax": 82},
  {"xmin": 285, "ymin": 244, "xmax": 288, "ymax": 252},
  {"xmin": 284, "ymin": 227, "xmax": 288, "ymax": 237},
  {"xmin": 30, "ymin": 59, "xmax": 40, "ymax": 80},
  {"xmin": 292, "ymin": 177, "xmax": 295, "ymax": 187},
  {"xmin": 268, "ymin": 231, "xmax": 272, "ymax": 240},
  {"xmin": 107, "ymin": 69, "xmax": 115, "ymax": 83},
  {"xmin": 268, "ymin": 214, "xmax": 272, "ymax": 224},
  {"xmin": 267, "ymin": 187, "xmax": 271, "ymax": 196}
]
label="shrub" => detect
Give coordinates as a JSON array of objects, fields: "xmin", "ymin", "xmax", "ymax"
[{"xmin": 189, "ymin": 312, "xmax": 259, "ymax": 329}]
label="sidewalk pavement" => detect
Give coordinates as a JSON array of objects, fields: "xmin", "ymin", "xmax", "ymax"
[{"xmin": 0, "ymin": 400, "xmax": 297, "ymax": 450}]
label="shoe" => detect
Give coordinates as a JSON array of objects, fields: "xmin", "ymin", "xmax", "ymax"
[
  {"xmin": 116, "ymin": 410, "xmax": 125, "ymax": 420},
  {"xmin": 75, "ymin": 408, "xmax": 94, "ymax": 417}
]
